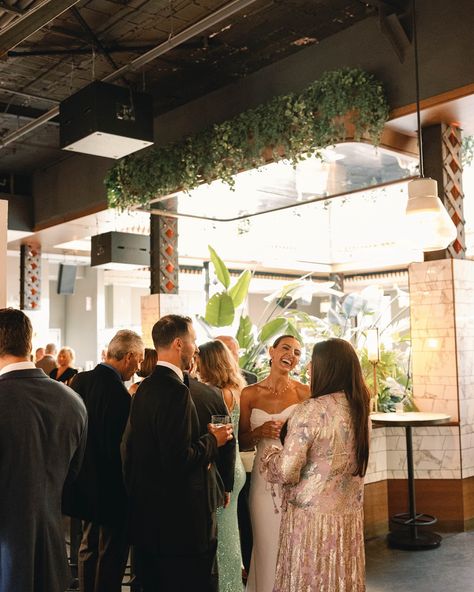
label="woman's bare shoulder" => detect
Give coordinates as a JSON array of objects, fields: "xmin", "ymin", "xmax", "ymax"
[
  {"xmin": 292, "ymin": 379, "xmax": 310, "ymax": 401},
  {"xmin": 241, "ymin": 381, "xmax": 266, "ymax": 402}
]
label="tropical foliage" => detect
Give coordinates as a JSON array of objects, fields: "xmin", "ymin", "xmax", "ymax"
[{"xmin": 199, "ymin": 246, "xmax": 413, "ymax": 411}]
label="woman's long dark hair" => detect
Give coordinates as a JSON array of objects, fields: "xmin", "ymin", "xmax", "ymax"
[{"xmin": 310, "ymin": 338, "xmax": 370, "ymax": 477}]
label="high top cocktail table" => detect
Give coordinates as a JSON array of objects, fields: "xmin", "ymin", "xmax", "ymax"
[{"xmin": 370, "ymin": 411, "xmax": 451, "ymax": 550}]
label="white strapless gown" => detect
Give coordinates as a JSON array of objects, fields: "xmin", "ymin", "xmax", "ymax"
[{"xmin": 246, "ymin": 404, "xmax": 298, "ymax": 592}]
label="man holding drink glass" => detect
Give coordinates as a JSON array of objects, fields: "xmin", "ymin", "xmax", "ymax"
[{"xmin": 122, "ymin": 315, "xmax": 233, "ymax": 592}]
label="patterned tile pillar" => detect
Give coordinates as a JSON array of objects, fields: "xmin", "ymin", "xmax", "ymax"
[
  {"xmin": 141, "ymin": 213, "xmax": 180, "ymax": 343},
  {"xmin": 20, "ymin": 244, "xmax": 41, "ymax": 310},
  {"xmin": 150, "ymin": 214, "xmax": 179, "ymax": 295},
  {"xmin": 0, "ymin": 200, "xmax": 7, "ymax": 308},
  {"xmin": 422, "ymin": 123, "xmax": 465, "ymax": 260}
]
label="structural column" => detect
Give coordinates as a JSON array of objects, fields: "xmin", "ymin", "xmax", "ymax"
[{"xmin": 140, "ymin": 213, "xmax": 179, "ymax": 346}]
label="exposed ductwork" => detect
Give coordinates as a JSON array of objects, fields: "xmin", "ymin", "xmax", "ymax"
[{"xmin": 0, "ymin": 0, "xmax": 258, "ymax": 150}]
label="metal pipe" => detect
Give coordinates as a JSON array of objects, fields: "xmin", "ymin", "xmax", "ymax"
[{"xmin": 0, "ymin": 0, "xmax": 258, "ymax": 150}]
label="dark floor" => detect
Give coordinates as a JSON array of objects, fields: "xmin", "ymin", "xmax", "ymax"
[
  {"xmin": 366, "ymin": 530, "xmax": 474, "ymax": 591},
  {"xmin": 76, "ymin": 529, "xmax": 474, "ymax": 591}
]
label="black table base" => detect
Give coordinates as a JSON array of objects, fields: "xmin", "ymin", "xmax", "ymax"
[
  {"xmin": 387, "ymin": 426, "xmax": 443, "ymax": 550},
  {"xmin": 387, "ymin": 529, "xmax": 442, "ymax": 550}
]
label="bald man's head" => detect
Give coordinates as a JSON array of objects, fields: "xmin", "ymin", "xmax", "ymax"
[{"xmin": 215, "ymin": 335, "xmax": 239, "ymax": 362}]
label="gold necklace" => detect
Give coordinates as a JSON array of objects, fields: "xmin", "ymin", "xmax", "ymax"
[{"xmin": 262, "ymin": 379, "xmax": 291, "ymax": 397}]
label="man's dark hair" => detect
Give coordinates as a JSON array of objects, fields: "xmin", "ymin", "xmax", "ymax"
[
  {"xmin": 152, "ymin": 315, "xmax": 192, "ymax": 349},
  {"xmin": 0, "ymin": 308, "xmax": 33, "ymax": 358}
]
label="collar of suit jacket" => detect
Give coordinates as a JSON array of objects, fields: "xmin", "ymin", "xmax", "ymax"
[{"xmin": 156, "ymin": 361, "xmax": 184, "ymax": 382}]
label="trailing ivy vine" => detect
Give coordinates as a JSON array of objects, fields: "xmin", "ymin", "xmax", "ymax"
[
  {"xmin": 105, "ymin": 67, "xmax": 390, "ymax": 210},
  {"xmin": 462, "ymin": 135, "xmax": 474, "ymax": 168}
]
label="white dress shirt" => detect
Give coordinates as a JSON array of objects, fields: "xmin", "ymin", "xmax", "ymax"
[{"xmin": 0, "ymin": 361, "xmax": 36, "ymax": 376}]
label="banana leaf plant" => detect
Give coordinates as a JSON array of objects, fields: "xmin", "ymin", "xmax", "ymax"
[{"xmin": 198, "ymin": 245, "xmax": 341, "ymax": 376}]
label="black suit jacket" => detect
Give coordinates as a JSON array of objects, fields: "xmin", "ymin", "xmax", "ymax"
[
  {"xmin": 62, "ymin": 363, "xmax": 130, "ymax": 526},
  {"xmin": 122, "ymin": 365, "xmax": 218, "ymax": 555},
  {"xmin": 242, "ymin": 369, "xmax": 258, "ymax": 385},
  {"xmin": 187, "ymin": 376, "xmax": 236, "ymax": 509}
]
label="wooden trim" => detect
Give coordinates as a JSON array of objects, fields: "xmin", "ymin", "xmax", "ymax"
[
  {"xmin": 389, "ymin": 83, "xmax": 474, "ymax": 121},
  {"xmin": 364, "ymin": 480, "xmax": 388, "ymax": 538},
  {"xmin": 33, "ymin": 202, "xmax": 107, "ymax": 232}
]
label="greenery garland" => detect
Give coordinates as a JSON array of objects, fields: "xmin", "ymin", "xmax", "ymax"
[
  {"xmin": 105, "ymin": 67, "xmax": 390, "ymax": 210},
  {"xmin": 462, "ymin": 135, "xmax": 474, "ymax": 168}
]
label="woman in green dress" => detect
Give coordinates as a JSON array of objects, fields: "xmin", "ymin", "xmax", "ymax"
[{"xmin": 198, "ymin": 340, "xmax": 247, "ymax": 592}]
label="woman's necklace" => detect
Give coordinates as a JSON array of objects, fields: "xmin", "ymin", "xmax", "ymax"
[{"xmin": 262, "ymin": 379, "xmax": 291, "ymax": 397}]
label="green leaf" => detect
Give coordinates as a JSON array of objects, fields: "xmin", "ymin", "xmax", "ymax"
[
  {"xmin": 208, "ymin": 245, "xmax": 231, "ymax": 289},
  {"xmin": 258, "ymin": 317, "xmax": 288, "ymax": 344},
  {"xmin": 205, "ymin": 293, "xmax": 235, "ymax": 326},
  {"xmin": 229, "ymin": 270, "xmax": 251, "ymax": 308},
  {"xmin": 285, "ymin": 320, "xmax": 303, "ymax": 342},
  {"xmin": 236, "ymin": 315, "xmax": 254, "ymax": 350}
]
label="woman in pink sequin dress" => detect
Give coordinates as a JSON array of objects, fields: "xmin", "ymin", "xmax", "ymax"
[{"xmin": 262, "ymin": 338, "xmax": 370, "ymax": 592}]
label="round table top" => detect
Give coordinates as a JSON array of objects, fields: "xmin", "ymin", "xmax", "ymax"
[{"xmin": 370, "ymin": 411, "xmax": 451, "ymax": 427}]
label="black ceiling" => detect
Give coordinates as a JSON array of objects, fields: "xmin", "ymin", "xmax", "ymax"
[{"xmin": 0, "ymin": 0, "xmax": 382, "ymax": 174}]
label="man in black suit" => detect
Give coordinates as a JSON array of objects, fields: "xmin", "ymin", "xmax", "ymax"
[
  {"xmin": 187, "ymin": 371, "xmax": 236, "ymax": 591},
  {"xmin": 0, "ymin": 308, "xmax": 87, "ymax": 592},
  {"xmin": 122, "ymin": 315, "xmax": 233, "ymax": 592},
  {"xmin": 63, "ymin": 329, "xmax": 144, "ymax": 592},
  {"xmin": 215, "ymin": 334, "xmax": 257, "ymax": 574}
]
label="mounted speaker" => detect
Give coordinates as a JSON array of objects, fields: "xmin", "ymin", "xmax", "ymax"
[
  {"xmin": 59, "ymin": 81, "xmax": 154, "ymax": 159},
  {"xmin": 91, "ymin": 231, "xmax": 149, "ymax": 270}
]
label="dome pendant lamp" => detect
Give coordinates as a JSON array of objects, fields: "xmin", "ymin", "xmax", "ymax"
[{"xmin": 405, "ymin": 0, "xmax": 457, "ymax": 252}]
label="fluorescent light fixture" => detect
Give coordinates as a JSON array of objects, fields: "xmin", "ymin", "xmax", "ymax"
[{"xmin": 63, "ymin": 131, "xmax": 153, "ymax": 160}]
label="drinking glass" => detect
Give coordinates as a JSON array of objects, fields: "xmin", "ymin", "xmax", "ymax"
[{"xmin": 211, "ymin": 415, "xmax": 231, "ymax": 427}]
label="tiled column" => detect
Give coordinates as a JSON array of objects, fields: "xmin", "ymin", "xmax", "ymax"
[{"xmin": 395, "ymin": 258, "xmax": 474, "ymax": 529}]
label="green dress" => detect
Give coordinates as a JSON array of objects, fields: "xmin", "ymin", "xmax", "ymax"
[{"xmin": 216, "ymin": 394, "xmax": 246, "ymax": 592}]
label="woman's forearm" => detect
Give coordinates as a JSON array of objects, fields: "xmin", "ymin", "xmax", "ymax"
[{"xmin": 239, "ymin": 428, "xmax": 258, "ymax": 450}]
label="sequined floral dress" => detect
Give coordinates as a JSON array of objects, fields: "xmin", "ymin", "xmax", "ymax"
[
  {"xmin": 216, "ymin": 394, "xmax": 246, "ymax": 592},
  {"xmin": 261, "ymin": 393, "xmax": 366, "ymax": 592}
]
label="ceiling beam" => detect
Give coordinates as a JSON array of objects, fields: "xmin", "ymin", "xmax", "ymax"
[
  {"xmin": 0, "ymin": 2, "xmax": 25, "ymax": 16},
  {"xmin": 7, "ymin": 44, "xmax": 158, "ymax": 57},
  {"xmin": 0, "ymin": 101, "xmax": 58, "ymax": 122},
  {"xmin": 0, "ymin": 0, "xmax": 82, "ymax": 58}
]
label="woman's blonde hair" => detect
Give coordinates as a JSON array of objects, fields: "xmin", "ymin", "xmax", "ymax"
[
  {"xmin": 59, "ymin": 346, "xmax": 75, "ymax": 363},
  {"xmin": 198, "ymin": 340, "xmax": 246, "ymax": 391}
]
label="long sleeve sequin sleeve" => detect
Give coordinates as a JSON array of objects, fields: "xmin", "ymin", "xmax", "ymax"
[{"xmin": 261, "ymin": 400, "xmax": 319, "ymax": 485}]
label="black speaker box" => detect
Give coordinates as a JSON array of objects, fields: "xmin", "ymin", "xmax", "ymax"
[
  {"xmin": 59, "ymin": 81, "xmax": 154, "ymax": 159},
  {"xmin": 91, "ymin": 231, "xmax": 149, "ymax": 269}
]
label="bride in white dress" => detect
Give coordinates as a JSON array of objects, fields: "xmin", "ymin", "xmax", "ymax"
[{"xmin": 239, "ymin": 335, "xmax": 309, "ymax": 592}]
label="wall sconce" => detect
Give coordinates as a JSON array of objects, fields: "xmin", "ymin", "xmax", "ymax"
[
  {"xmin": 366, "ymin": 328, "xmax": 379, "ymax": 412},
  {"xmin": 405, "ymin": 0, "xmax": 457, "ymax": 252}
]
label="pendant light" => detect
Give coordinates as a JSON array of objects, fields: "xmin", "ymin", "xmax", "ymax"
[{"xmin": 405, "ymin": 0, "xmax": 457, "ymax": 252}]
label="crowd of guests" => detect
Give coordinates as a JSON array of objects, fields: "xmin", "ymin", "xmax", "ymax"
[{"xmin": 0, "ymin": 308, "xmax": 370, "ymax": 592}]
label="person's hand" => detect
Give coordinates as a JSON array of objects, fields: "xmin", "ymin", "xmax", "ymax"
[
  {"xmin": 208, "ymin": 423, "xmax": 233, "ymax": 447},
  {"xmin": 255, "ymin": 420, "xmax": 284, "ymax": 440},
  {"xmin": 223, "ymin": 492, "xmax": 231, "ymax": 508}
]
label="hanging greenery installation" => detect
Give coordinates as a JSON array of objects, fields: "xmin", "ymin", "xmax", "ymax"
[{"xmin": 105, "ymin": 67, "xmax": 390, "ymax": 210}]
